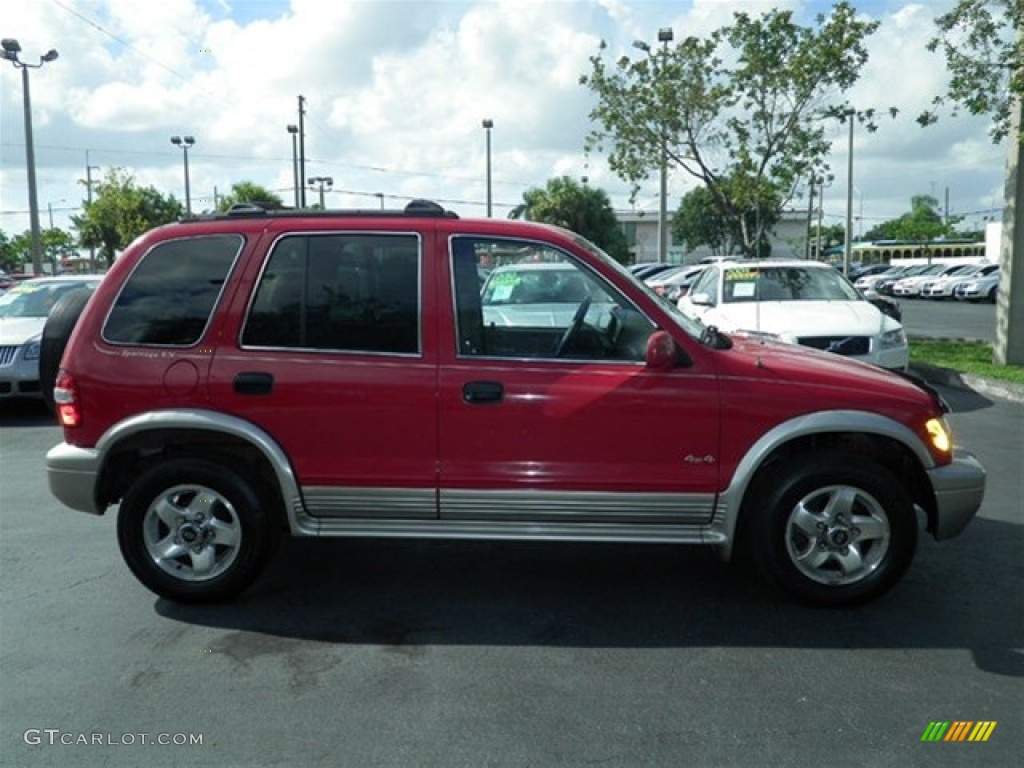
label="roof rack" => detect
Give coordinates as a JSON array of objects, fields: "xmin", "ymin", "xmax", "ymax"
[{"xmin": 186, "ymin": 199, "xmax": 458, "ymax": 222}]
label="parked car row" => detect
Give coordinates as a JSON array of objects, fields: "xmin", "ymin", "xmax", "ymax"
[{"xmin": 856, "ymin": 262, "xmax": 1000, "ymax": 303}]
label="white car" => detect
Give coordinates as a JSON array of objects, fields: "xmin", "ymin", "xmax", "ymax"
[
  {"xmin": 0, "ymin": 276, "xmax": 101, "ymax": 400},
  {"xmin": 645, "ymin": 264, "xmax": 706, "ymax": 302},
  {"xmin": 480, "ymin": 262, "xmax": 614, "ymax": 328},
  {"xmin": 678, "ymin": 260, "xmax": 908, "ymax": 370},
  {"xmin": 921, "ymin": 263, "xmax": 997, "ymax": 300},
  {"xmin": 854, "ymin": 264, "xmax": 914, "ymax": 292},
  {"xmin": 954, "ymin": 267, "xmax": 1001, "ymax": 302},
  {"xmin": 892, "ymin": 263, "xmax": 970, "ymax": 297}
]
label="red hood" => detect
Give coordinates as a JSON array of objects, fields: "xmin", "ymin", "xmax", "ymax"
[{"xmin": 719, "ymin": 333, "xmax": 939, "ymax": 411}]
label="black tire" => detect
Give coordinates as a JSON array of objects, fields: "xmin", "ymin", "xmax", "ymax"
[
  {"xmin": 745, "ymin": 453, "xmax": 918, "ymax": 607},
  {"xmin": 39, "ymin": 288, "xmax": 92, "ymax": 412},
  {"xmin": 117, "ymin": 459, "xmax": 272, "ymax": 603}
]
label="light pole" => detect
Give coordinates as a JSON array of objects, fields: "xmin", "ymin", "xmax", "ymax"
[
  {"xmin": 843, "ymin": 109, "xmax": 855, "ymax": 277},
  {"xmin": 287, "ymin": 125, "xmax": 300, "ymax": 208},
  {"xmin": 375, "ymin": 192, "xmax": 385, "ymax": 209},
  {"xmin": 482, "ymin": 119, "xmax": 494, "ymax": 217},
  {"xmin": 308, "ymin": 176, "xmax": 333, "ymax": 208},
  {"xmin": 297, "ymin": 95, "xmax": 307, "ymax": 207},
  {"xmin": 46, "ymin": 198, "xmax": 66, "ymax": 274},
  {"xmin": 2, "ymin": 38, "xmax": 59, "ymax": 276},
  {"xmin": 634, "ymin": 27, "xmax": 673, "ymax": 263},
  {"xmin": 170, "ymin": 135, "xmax": 195, "ymax": 215},
  {"xmin": 81, "ymin": 159, "xmax": 100, "ymax": 267}
]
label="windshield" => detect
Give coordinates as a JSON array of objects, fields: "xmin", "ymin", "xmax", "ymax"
[
  {"xmin": 0, "ymin": 281, "xmax": 95, "ymax": 319},
  {"xmin": 722, "ymin": 266, "xmax": 861, "ymax": 303},
  {"xmin": 570, "ymin": 233, "xmax": 710, "ymax": 341}
]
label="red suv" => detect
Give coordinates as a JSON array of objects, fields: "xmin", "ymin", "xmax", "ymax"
[{"xmin": 45, "ymin": 201, "xmax": 985, "ymax": 606}]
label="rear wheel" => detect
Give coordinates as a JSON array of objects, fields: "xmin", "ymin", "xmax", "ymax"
[
  {"xmin": 39, "ymin": 288, "xmax": 92, "ymax": 412},
  {"xmin": 746, "ymin": 453, "xmax": 918, "ymax": 606},
  {"xmin": 117, "ymin": 459, "xmax": 272, "ymax": 603}
]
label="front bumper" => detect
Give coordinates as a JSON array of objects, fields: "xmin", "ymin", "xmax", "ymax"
[
  {"xmin": 927, "ymin": 448, "xmax": 986, "ymax": 540},
  {"xmin": 0, "ymin": 348, "xmax": 42, "ymax": 398},
  {"xmin": 46, "ymin": 441, "xmax": 104, "ymax": 515}
]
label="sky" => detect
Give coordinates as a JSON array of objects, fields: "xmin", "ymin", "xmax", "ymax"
[{"xmin": 0, "ymin": 0, "xmax": 1012, "ymax": 249}]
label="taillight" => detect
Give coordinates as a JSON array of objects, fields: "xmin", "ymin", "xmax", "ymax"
[{"xmin": 54, "ymin": 369, "xmax": 81, "ymax": 428}]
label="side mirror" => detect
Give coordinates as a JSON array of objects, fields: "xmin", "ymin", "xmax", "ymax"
[
  {"xmin": 689, "ymin": 292, "xmax": 712, "ymax": 307},
  {"xmin": 645, "ymin": 331, "xmax": 680, "ymax": 371}
]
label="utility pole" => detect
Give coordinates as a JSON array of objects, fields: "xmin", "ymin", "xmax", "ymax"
[
  {"xmin": 84, "ymin": 153, "xmax": 99, "ymax": 267},
  {"xmin": 805, "ymin": 177, "xmax": 815, "ymax": 260},
  {"xmin": 298, "ymin": 95, "xmax": 307, "ymax": 208},
  {"xmin": 843, "ymin": 112, "xmax": 855, "ymax": 277},
  {"xmin": 995, "ymin": 88, "xmax": 1023, "ymax": 365}
]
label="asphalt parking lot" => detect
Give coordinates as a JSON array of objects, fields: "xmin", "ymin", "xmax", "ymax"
[{"xmin": 0, "ymin": 377, "xmax": 1021, "ymax": 768}]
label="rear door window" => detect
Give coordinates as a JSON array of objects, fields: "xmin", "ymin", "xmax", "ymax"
[
  {"xmin": 242, "ymin": 233, "xmax": 421, "ymax": 355},
  {"xmin": 103, "ymin": 235, "xmax": 242, "ymax": 346}
]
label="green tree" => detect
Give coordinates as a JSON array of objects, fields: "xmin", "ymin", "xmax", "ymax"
[
  {"xmin": 923, "ymin": 1, "xmax": 1023, "ymax": 366},
  {"xmin": 509, "ymin": 176, "xmax": 630, "ymax": 263},
  {"xmin": 673, "ymin": 178, "xmax": 780, "ymax": 257},
  {"xmin": 0, "ymin": 230, "xmax": 21, "ymax": 271},
  {"xmin": 920, "ymin": 0, "xmax": 1023, "ymax": 143},
  {"xmin": 862, "ymin": 194, "xmax": 960, "ymax": 242},
  {"xmin": 72, "ymin": 169, "xmax": 183, "ymax": 266},
  {"xmin": 673, "ymin": 186, "xmax": 731, "ymax": 255},
  {"xmin": 581, "ymin": 2, "xmax": 879, "ymax": 257},
  {"xmin": 0, "ymin": 228, "xmax": 75, "ymax": 273},
  {"xmin": 40, "ymin": 228, "xmax": 76, "ymax": 273},
  {"xmin": 810, "ymin": 223, "xmax": 845, "ymax": 258},
  {"xmin": 216, "ymin": 181, "xmax": 284, "ymax": 212}
]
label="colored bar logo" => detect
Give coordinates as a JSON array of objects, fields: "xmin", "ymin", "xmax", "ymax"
[{"xmin": 921, "ymin": 721, "xmax": 997, "ymax": 742}]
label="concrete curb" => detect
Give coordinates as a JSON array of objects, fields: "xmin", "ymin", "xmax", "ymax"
[{"xmin": 908, "ymin": 362, "xmax": 1024, "ymax": 404}]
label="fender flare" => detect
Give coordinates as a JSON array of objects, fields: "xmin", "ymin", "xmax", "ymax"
[
  {"xmin": 710, "ymin": 409, "xmax": 935, "ymax": 559},
  {"xmin": 95, "ymin": 409, "xmax": 304, "ymax": 530}
]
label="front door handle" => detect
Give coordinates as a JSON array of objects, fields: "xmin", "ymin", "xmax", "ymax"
[
  {"xmin": 463, "ymin": 380, "xmax": 503, "ymax": 404},
  {"xmin": 234, "ymin": 371, "xmax": 274, "ymax": 396}
]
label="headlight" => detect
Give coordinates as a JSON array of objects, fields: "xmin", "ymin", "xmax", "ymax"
[
  {"xmin": 24, "ymin": 340, "xmax": 41, "ymax": 361},
  {"xmin": 879, "ymin": 328, "xmax": 906, "ymax": 349},
  {"xmin": 925, "ymin": 417, "xmax": 952, "ymax": 455}
]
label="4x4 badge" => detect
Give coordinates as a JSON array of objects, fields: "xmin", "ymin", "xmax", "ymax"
[{"xmin": 684, "ymin": 454, "xmax": 716, "ymax": 465}]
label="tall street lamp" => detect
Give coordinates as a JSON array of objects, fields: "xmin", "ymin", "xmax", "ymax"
[
  {"xmin": 482, "ymin": 119, "xmax": 494, "ymax": 217},
  {"xmin": 286, "ymin": 125, "xmax": 300, "ymax": 208},
  {"xmin": 308, "ymin": 176, "xmax": 333, "ymax": 208},
  {"xmin": 47, "ymin": 198, "xmax": 66, "ymax": 274},
  {"xmin": 2, "ymin": 38, "xmax": 59, "ymax": 276},
  {"xmin": 634, "ymin": 27, "xmax": 673, "ymax": 263},
  {"xmin": 170, "ymin": 135, "xmax": 196, "ymax": 215},
  {"xmin": 843, "ymin": 109, "xmax": 855, "ymax": 277}
]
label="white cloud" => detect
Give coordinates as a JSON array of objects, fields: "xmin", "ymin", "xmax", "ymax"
[{"xmin": 0, "ymin": 0, "xmax": 1008, "ymax": 242}]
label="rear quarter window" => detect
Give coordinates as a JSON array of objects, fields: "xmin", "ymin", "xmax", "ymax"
[{"xmin": 102, "ymin": 235, "xmax": 242, "ymax": 346}]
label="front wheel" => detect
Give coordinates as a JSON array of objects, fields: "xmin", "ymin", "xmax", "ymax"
[
  {"xmin": 745, "ymin": 453, "xmax": 918, "ymax": 606},
  {"xmin": 117, "ymin": 459, "xmax": 272, "ymax": 603}
]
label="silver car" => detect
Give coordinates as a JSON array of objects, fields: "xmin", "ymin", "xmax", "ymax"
[{"xmin": 0, "ymin": 276, "xmax": 101, "ymax": 399}]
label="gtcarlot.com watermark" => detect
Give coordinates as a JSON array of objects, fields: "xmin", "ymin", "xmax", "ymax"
[{"xmin": 24, "ymin": 729, "xmax": 203, "ymax": 747}]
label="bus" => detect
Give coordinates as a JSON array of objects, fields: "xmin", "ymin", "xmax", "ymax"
[{"xmin": 824, "ymin": 239, "xmax": 986, "ymax": 267}]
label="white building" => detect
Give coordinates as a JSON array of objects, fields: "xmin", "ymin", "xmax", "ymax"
[{"xmin": 619, "ymin": 208, "xmax": 816, "ymax": 265}]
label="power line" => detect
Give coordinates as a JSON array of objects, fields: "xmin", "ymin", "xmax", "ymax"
[{"xmin": 49, "ymin": 0, "xmax": 196, "ymax": 84}]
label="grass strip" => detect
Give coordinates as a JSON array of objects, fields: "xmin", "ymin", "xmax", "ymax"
[{"xmin": 910, "ymin": 339, "xmax": 1024, "ymax": 385}]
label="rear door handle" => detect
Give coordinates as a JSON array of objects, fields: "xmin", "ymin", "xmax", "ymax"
[
  {"xmin": 233, "ymin": 372, "xmax": 274, "ymax": 396},
  {"xmin": 463, "ymin": 380, "xmax": 503, "ymax": 404}
]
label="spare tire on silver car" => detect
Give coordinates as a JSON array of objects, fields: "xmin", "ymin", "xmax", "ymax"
[{"xmin": 39, "ymin": 287, "xmax": 93, "ymax": 413}]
